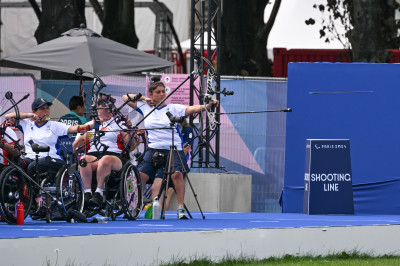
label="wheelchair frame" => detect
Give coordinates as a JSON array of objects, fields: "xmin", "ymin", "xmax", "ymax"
[
  {"xmin": 84, "ymin": 160, "xmax": 143, "ymax": 221},
  {"xmin": 0, "ymin": 146, "xmax": 84, "ymax": 224}
]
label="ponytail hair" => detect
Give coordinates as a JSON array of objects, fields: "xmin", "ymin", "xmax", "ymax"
[{"xmin": 148, "ymin": 76, "xmax": 165, "ymax": 93}]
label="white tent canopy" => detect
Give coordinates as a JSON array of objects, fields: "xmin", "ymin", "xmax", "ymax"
[{"xmin": 179, "ymin": 31, "xmax": 216, "ymax": 50}]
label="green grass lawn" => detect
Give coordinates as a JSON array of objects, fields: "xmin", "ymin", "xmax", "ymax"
[
  {"xmin": 44, "ymin": 252, "xmax": 400, "ymax": 265},
  {"xmin": 160, "ymin": 252, "xmax": 400, "ymax": 266}
]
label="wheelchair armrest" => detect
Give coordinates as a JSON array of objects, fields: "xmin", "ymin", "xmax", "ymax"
[{"xmin": 29, "ymin": 140, "xmax": 50, "ymax": 153}]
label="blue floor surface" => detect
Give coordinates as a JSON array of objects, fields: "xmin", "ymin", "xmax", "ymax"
[{"xmin": 1, "ymin": 212, "xmax": 400, "ymax": 239}]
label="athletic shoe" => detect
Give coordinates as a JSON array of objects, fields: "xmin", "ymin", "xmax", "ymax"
[
  {"xmin": 30, "ymin": 206, "xmax": 47, "ymax": 220},
  {"xmin": 177, "ymin": 206, "xmax": 188, "ymax": 220},
  {"xmin": 88, "ymin": 192, "xmax": 103, "ymax": 210},
  {"xmin": 84, "ymin": 192, "xmax": 92, "ymax": 209}
]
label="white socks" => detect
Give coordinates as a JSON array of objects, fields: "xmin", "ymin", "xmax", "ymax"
[
  {"xmin": 85, "ymin": 188, "xmax": 104, "ymax": 196},
  {"xmin": 95, "ymin": 188, "xmax": 104, "ymax": 196}
]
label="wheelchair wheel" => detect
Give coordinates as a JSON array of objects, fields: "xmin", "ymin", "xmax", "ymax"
[
  {"xmin": 0, "ymin": 166, "xmax": 33, "ymax": 225},
  {"xmin": 120, "ymin": 163, "xmax": 142, "ymax": 220},
  {"xmin": 56, "ymin": 164, "xmax": 84, "ymax": 220}
]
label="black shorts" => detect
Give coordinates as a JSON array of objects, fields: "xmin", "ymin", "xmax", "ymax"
[
  {"xmin": 138, "ymin": 148, "xmax": 189, "ymax": 183},
  {"xmin": 87, "ymin": 151, "xmax": 129, "ymax": 165}
]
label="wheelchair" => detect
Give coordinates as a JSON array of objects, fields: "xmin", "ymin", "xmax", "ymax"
[
  {"xmin": 0, "ymin": 144, "xmax": 84, "ymax": 224},
  {"xmin": 0, "ymin": 165, "xmax": 33, "ymax": 224},
  {"xmin": 35, "ymin": 163, "xmax": 84, "ymax": 222},
  {"xmin": 84, "ymin": 160, "xmax": 143, "ymax": 221}
]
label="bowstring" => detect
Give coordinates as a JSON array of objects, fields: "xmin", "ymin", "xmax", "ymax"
[
  {"xmin": 192, "ymin": 57, "xmax": 219, "ymax": 147},
  {"xmin": 0, "ymin": 97, "xmax": 7, "ymax": 119},
  {"xmin": 105, "ymin": 99, "xmax": 142, "ymax": 155}
]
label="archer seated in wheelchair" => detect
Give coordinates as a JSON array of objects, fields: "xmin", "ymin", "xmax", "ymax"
[
  {"xmin": 4, "ymin": 98, "xmax": 92, "ymax": 219},
  {"xmin": 0, "ymin": 139, "xmax": 84, "ymax": 222},
  {"xmin": 5, "ymin": 97, "xmax": 92, "ymax": 178},
  {"xmin": 0, "ymin": 126, "xmax": 21, "ymax": 172},
  {"xmin": 72, "ymin": 96, "xmax": 140, "ymax": 214}
]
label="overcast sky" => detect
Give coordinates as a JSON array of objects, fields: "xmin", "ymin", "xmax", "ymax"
[{"xmin": 267, "ymin": 0, "xmax": 345, "ymax": 50}]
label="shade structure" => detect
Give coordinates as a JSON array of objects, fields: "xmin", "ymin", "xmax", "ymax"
[{"xmin": 0, "ymin": 26, "xmax": 174, "ymax": 77}]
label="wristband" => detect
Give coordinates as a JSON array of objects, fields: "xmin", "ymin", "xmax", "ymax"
[
  {"xmin": 77, "ymin": 125, "xmax": 90, "ymax": 133},
  {"xmin": 94, "ymin": 121, "xmax": 100, "ymax": 130}
]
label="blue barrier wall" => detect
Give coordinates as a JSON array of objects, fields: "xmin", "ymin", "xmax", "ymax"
[{"xmin": 282, "ymin": 63, "xmax": 400, "ymax": 214}]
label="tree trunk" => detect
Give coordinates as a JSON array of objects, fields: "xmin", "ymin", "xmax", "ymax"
[
  {"xmin": 34, "ymin": 0, "xmax": 86, "ymax": 79},
  {"xmin": 220, "ymin": 0, "xmax": 278, "ymax": 76},
  {"xmin": 250, "ymin": 1, "xmax": 270, "ymax": 76},
  {"xmin": 220, "ymin": 0, "xmax": 244, "ymax": 75},
  {"xmin": 101, "ymin": 0, "xmax": 139, "ymax": 48},
  {"xmin": 28, "ymin": 0, "xmax": 41, "ymax": 20},
  {"xmin": 348, "ymin": 0, "xmax": 399, "ymax": 62},
  {"xmin": 89, "ymin": 0, "xmax": 104, "ymax": 23}
]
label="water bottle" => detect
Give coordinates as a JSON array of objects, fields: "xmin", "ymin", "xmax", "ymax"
[
  {"xmin": 152, "ymin": 197, "xmax": 160, "ymax": 219},
  {"xmin": 16, "ymin": 201, "xmax": 24, "ymax": 225}
]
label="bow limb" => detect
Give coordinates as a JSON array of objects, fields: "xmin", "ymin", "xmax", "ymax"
[
  {"xmin": 69, "ymin": 69, "xmax": 107, "ymax": 165},
  {"xmin": 77, "ymin": 91, "xmax": 123, "ymax": 166},
  {"xmin": 1, "ymin": 91, "xmax": 30, "ymax": 125},
  {"xmin": 107, "ymin": 96, "xmax": 142, "ymax": 153},
  {"xmin": 0, "ymin": 92, "xmax": 30, "ymax": 151},
  {"xmin": 98, "ymin": 93, "xmax": 149, "ymax": 164},
  {"xmin": 79, "ymin": 73, "xmax": 106, "ymax": 162},
  {"xmin": 187, "ymin": 58, "xmax": 221, "ymax": 150}
]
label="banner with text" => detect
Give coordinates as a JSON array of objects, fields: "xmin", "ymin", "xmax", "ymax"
[
  {"xmin": 303, "ymin": 139, "xmax": 354, "ymax": 214},
  {"xmin": 146, "ymin": 74, "xmax": 200, "ymax": 106}
]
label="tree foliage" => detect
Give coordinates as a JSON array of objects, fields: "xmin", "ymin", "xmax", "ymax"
[
  {"xmin": 220, "ymin": 0, "xmax": 281, "ymax": 76},
  {"xmin": 306, "ymin": 0, "xmax": 400, "ymax": 62},
  {"xmin": 305, "ymin": 1, "xmax": 353, "ymax": 49}
]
